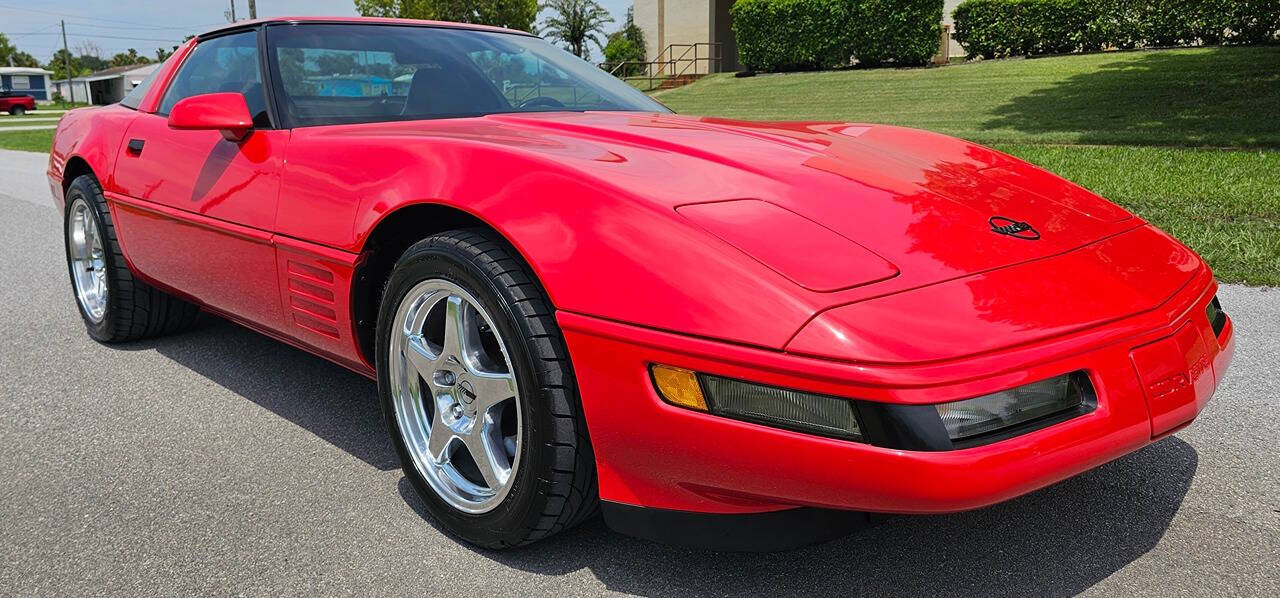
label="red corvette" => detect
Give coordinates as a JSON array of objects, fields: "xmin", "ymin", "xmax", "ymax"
[{"xmin": 48, "ymin": 17, "xmax": 1234, "ymax": 550}]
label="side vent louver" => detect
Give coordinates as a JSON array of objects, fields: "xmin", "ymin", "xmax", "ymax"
[{"xmin": 286, "ymin": 260, "xmax": 340, "ymax": 339}]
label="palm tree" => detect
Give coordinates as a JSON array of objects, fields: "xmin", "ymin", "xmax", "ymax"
[{"xmin": 540, "ymin": 0, "xmax": 614, "ymax": 59}]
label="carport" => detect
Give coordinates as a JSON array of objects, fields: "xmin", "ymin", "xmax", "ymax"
[{"xmin": 86, "ymin": 74, "xmax": 125, "ymax": 105}]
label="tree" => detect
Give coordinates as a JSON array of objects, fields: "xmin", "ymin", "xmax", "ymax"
[
  {"xmin": 46, "ymin": 49, "xmax": 86, "ymax": 80},
  {"xmin": 540, "ymin": 0, "xmax": 613, "ymax": 59},
  {"xmin": 155, "ymin": 47, "xmax": 176, "ymax": 62},
  {"xmin": 76, "ymin": 53, "xmax": 109, "ymax": 73},
  {"xmin": 354, "ymin": 0, "xmax": 538, "ymax": 32},
  {"xmin": 602, "ymin": 7, "xmax": 646, "ymax": 74},
  {"xmin": 315, "ymin": 52, "xmax": 360, "ymax": 76},
  {"xmin": 0, "ymin": 34, "xmax": 41, "ymax": 68},
  {"xmin": 277, "ymin": 48, "xmax": 318, "ymax": 95},
  {"xmin": 109, "ymin": 49, "xmax": 152, "ymax": 68},
  {"xmin": 73, "ymin": 40, "xmax": 103, "ymax": 60}
]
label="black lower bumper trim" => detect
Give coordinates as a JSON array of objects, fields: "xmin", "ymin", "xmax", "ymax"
[{"xmin": 601, "ymin": 501, "xmax": 875, "ymax": 551}]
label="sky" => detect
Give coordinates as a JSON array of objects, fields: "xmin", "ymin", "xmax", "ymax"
[{"xmin": 1, "ymin": 0, "xmax": 633, "ymax": 64}]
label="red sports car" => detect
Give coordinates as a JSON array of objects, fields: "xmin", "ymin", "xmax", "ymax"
[{"xmin": 48, "ymin": 17, "xmax": 1234, "ymax": 551}]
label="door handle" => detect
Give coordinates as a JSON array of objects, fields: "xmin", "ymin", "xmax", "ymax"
[{"xmin": 126, "ymin": 139, "xmax": 145, "ymax": 155}]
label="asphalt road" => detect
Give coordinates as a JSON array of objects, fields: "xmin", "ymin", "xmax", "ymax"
[{"xmin": 2, "ymin": 148, "xmax": 1278, "ymax": 596}]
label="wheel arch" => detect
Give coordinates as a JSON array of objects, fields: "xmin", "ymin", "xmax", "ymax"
[
  {"xmin": 62, "ymin": 156, "xmax": 97, "ymax": 196},
  {"xmin": 350, "ymin": 201, "xmax": 542, "ymax": 367}
]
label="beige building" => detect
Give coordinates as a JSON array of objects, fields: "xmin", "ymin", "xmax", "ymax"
[
  {"xmin": 631, "ymin": 0, "xmax": 967, "ymax": 74},
  {"xmin": 943, "ymin": 0, "xmax": 966, "ymax": 58},
  {"xmin": 632, "ymin": 0, "xmax": 741, "ymax": 73}
]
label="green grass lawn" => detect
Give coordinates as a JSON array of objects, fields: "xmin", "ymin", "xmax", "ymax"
[
  {"xmin": 0, "ymin": 128, "xmax": 55, "ymax": 153},
  {"xmin": 658, "ymin": 46, "xmax": 1280, "ymax": 285},
  {"xmin": 0, "ymin": 107, "xmax": 63, "ymax": 152}
]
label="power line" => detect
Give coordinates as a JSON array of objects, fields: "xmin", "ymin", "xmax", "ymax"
[
  {"xmin": 9, "ymin": 31, "xmax": 183, "ymax": 43},
  {"xmin": 5, "ymin": 23, "xmax": 60, "ymax": 36},
  {"xmin": 34, "ymin": 21, "xmax": 217, "ymax": 32},
  {"xmin": 0, "ymin": 3, "xmax": 215, "ymax": 31}
]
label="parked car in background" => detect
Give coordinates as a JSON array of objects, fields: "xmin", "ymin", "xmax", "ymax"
[
  {"xmin": 46, "ymin": 16, "xmax": 1234, "ymax": 552},
  {"xmin": 0, "ymin": 89, "xmax": 37, "ymax": 115}
]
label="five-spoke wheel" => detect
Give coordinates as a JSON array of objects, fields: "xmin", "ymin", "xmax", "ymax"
[
  {"xmin": 389, "ymin": 280, "xmax": 521, "ymax": 513},
  {"xmin": 377, "ymin": 230, "xmax": 597, "ymax": 548}
]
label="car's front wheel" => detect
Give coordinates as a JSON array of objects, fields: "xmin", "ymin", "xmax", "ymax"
[
  {"xmin": 9, "ymin": 105, "xmax": 25, "ymax": 115},
  {"xmin": 376, "ymin": 229, "xmax": 597, "ymax": 548}
]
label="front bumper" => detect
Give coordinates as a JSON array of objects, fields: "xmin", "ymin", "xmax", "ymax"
[{"xmin": 558, "ymin": 269, "xmax": 1233, "ymax": 516}]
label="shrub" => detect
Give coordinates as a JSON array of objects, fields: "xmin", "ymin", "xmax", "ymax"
[
  {"xmin": 603, "ymin": 35, "xmax": 645, "ymax": 76},
  {"xmin": 731, "ymin": 0, "xmax": 857, "ymax": 72},
  {"xmin": 602, "ymin": 8, "xmax": 647, "ymax": 76},
  {"xmin": 954, "ymin": 0, "xmax": 1280, "ymax": 59},
  {"xmin": 1132, "ymin": 0, "xmax": 1249, "ymax": 47},
  {"xmin": 731, "ymin": 0, "xmax": 943, "ymax": 71},
  {"xmin": 1020, "ymin": 0, "xmax": 1095, "ymax": 55},
  {"xmin": 953, "ymin": 0, "xmax": 1100, "ymax": 58},
  {"xmin": 951, "ymin": 0, "xmax": 1013, "ymax": 58},
  {"xmin": 851, "ymin": 0, "xmax": 944, "ymax": 66},
  {"xmin": 1223, "ymin": 0, "xmax": 1280, "ymax": 45}
]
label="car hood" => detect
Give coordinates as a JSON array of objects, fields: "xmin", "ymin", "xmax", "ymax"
[
  {"xmin": 342, "ymin": 112, "xmax": 1195, "ymax": 358},
  {"xmin": 475, "ymin": 112, "xmax": 1138, "ymax": 293}
]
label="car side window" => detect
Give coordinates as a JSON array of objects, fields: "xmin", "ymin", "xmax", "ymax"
[
  {"xmin": 120, "ymin": 65, "xmax": 161, "ymax": 110},
  {"xmin": 468, "ymin": 50, "xmax": 607, "ymax": 110},
  {"xmin": 158, "ymin": 31, "xmax": 269, "ymax": 127}
]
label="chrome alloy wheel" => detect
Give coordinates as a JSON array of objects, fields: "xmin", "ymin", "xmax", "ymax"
[
  {"xmin": 68, "ymin": 198, "xmax": 107, "ymax": 323},
  {"xmin": 389, "ymin": 279, "xmax": 522, "ymax": 514}
]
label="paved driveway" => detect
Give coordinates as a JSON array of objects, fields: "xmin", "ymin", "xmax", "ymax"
[{"xmin": 1, "ymin": 149, "xmax": 1277, "ymax": 596}]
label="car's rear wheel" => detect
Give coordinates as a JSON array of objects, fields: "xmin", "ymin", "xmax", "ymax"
[
  {"xmin": 376, "ymin": 229, "xmax": 596, "ymax": 548},
  {"xmin": 9, "ymin": 106, "xmax": 24, "ymax": 115},
  {"xmin": 63, "ymin": 174, "xmax": 200, "ymax": 342}
]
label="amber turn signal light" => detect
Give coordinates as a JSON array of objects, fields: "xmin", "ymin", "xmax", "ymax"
[
  {"xmin": 650, "ymin": 364, "xmax": 863, "ymax": 441},
  {"xmin": 650, "ymin": 364, "xmax": 708, "ymax": 411}
]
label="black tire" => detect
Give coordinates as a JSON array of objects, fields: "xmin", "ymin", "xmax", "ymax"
[
  {"xmin": 376, "ymin": 229, "xmax": 597, "ymax": 548},
  {"xmin": 63, "ymin": 174, "xmax": 201, "ymax": 342},
  {"xmin": 10, "ymin": 106, "xmax": 24, "ymax": 116}
]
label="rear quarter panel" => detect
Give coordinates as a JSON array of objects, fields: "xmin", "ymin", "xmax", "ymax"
[{"xmin": 48, "ymin": 106, "xmax": 138, "ymax": 212}]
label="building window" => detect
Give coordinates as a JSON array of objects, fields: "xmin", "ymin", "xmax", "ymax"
[{"xmin": 11, "ymin": 75, "xmax": 30, "ymax": 90}]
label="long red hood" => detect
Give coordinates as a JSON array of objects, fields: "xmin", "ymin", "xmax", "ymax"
[{"xmin": 459, "ymin": 112, "xmax": 1141, "ymax": 292}]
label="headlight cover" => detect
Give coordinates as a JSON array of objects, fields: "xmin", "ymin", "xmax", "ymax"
[
  {"xmin": 650, "ymin": 365, "xmax": 862, "ymax": 441},
  {"xmin": 650, "ymin": 365, "xmax": 1094, "ymax": 449},
  {"xmin": 700, "ymin": 375, "xmax": 863, "ymax": 440},
  {"xmin": 935, "ymin": 373, "xmax": 1092, "ymax": 442}
]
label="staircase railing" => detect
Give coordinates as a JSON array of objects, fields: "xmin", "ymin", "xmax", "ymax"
[{"xmin": 601, "ymin": 42, "xmax": 723, "ymax": 91}]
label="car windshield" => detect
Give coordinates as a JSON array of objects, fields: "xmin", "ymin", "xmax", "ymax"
[{"xmin": 265, "ymin": 23, "xmax": 670, "ymax": 127}]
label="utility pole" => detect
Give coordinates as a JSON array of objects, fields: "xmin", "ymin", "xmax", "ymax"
[
  {"xmin": 248, "ymin": 0, "xmax": 257, "ymax": 19},
  {"xmin": 229, "ymin": 0, "xmax": 237, "ymax": 22},
  {"xmin": 60, "ymin": 20, "xmax": 75, "ymax": 105}
]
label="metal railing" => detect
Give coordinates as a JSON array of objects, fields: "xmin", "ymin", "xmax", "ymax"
[
  {"xmin": 601, "ymin": 42, "xmax": 723, "ymax": 92},
  {"xmin": 502, "ymin": 82, "xmax": 603, "ymax": 106}
]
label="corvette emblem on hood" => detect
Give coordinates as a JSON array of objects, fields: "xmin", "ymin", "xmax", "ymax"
[{"xmin": 989, "ymin": 216, "xmax": 1041, "ymax": 241}]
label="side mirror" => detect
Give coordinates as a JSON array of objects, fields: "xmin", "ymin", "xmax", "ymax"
[{"xmin": 167, "ymin": 92, "xmax": 254, "ymax": 142}]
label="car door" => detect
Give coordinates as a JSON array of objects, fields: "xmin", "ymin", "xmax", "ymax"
[{"xmin": 111, "ymin": 30, "xmax": 287, "ymax": 330}]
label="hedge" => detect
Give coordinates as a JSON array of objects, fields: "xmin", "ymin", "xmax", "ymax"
[
  {"xmin": 730, "ymin": 0, "xmax": 942, "ymax": 71},
  {"xmin": 953, "ymin": 0, "xmax": 1280, "ymax": 59},
  {"xmin": 730, "ymin": 0, "xmax": 856, "ymax": 71},
  {"xmin": 853, "ymin": 0, "xmax": 946, "ymax": 66}
]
